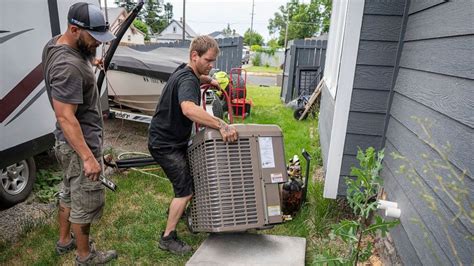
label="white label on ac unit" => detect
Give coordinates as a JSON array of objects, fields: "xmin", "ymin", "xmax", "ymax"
[
  {"xmin": 259, "ymin": 137, "xmax": 275, "ymax": 168},
  {"xmin": 268, "ymin": 205, "xmax": 281, "ymax": 216},
  {"xmin": 271, "ymin": 173, "xmax": 284, "ymax": 183}
]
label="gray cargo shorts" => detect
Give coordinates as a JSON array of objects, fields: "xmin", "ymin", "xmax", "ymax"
[{"xmin": 54, "ymin": 141, "xmax": 105, "ymax": 224}]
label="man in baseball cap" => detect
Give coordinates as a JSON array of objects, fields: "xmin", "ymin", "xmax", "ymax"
[{"xmin": 42, "ymin": 2, "xmax": 117, "ymax": 265}]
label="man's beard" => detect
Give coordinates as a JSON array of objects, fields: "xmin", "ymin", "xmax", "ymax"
[{"xmin": 76, "ymin": 36, "xmax": 96, "ymax": 60}]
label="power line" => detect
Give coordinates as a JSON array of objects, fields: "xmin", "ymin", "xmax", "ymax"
[{"xmin": 186, "ymin": 19, "xmax": 321, "ymax": 26}]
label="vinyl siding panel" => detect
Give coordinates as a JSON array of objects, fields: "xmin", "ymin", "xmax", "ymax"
[
  {"xmin": 395, "ymin": 68, "xmax": 474, "ymax": 127},
  {"xmin": 338, "ymin": 0, "xmax": 405, "ymax": 196},
  {"xmin": 383, "ymin": 0, "xmax": 474, "ymax": 263},
  {"xmin": 409, "ymin": 0, "xmax": 445, "ymax": 15},
  {"xmin": 343, "ymin": 134, "xmax": 382, "ymax": 156},
  {"xmin": 390, "ymin": 93, "xmax": 474, "ymax": 173},
  {"xmin": 346, "ymin": 112, "xmax": 386, "ymax": 136},
  {"xmin": 399, "ymin": 36, "xmax": 474, "ymax": 79},
  {"xmin": 404, "ymin": 0, "xmax": 474, "ymax": 41},
  {"xmin": 353, "ymin": 65, "xmax": 394, "ymax": 91},
  {"xmin": 383, "ymin": 140, "xmax": 473, "ymax": 264},
  {"xmin": 356, "ymin": 41, "xmax": 398, "ymax": 66},
  {"xmin": 349, "ymin": 89, "xmax": 389, "ymax": 114},
  {"xmin": 382, "ymin": 161, "xmax": 453, "ymax": 265}
]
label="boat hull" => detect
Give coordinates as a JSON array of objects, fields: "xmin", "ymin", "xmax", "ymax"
[{"xmin": 107, "ymin": 70, "xmax": 165, "ymax": 115}]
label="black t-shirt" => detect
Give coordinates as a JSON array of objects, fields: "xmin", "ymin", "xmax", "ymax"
[{"xmin": 148, "ymin": 63, "xmax": 200, "ymax": 148}]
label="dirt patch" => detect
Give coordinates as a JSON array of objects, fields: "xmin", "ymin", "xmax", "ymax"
[
  {"xmin": 103, "ymin": 117, "xmax": 150, "ymax": 156},
  {"xmin": 312, "ymin": 167, "xmax": 324, "ymax": 182}
]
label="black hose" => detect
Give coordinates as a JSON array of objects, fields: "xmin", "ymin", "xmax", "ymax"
[
  {"xmin": 115, "ymin": 156, "xmax": 157, "ymax": 169},
  {"xmin": 302, "ymin": 149, "xmax": 312, "ymax": 203}
]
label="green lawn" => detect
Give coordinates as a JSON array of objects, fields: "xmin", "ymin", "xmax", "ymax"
[
  {"xmin": 0, "ymin": 85, "xmax": 344, "ymax": 265},
  {"xmin": 243, "ymin": 65, "xmax": 283, "ymax": 74}
]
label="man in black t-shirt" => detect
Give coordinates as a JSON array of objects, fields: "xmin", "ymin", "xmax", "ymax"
[{"xmin": 148, "ymin": 35, "xmax": 238, "ymax": 254}]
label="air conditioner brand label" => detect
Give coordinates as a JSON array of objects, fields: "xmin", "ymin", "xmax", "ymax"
[
  {"xmin": 258, "ymin": 137, "xmax": 275, "ymax": 168},
  {"xmin": 267, "ymin": 205, "xmax": 281, "ymax": 216},
  {"xmin": 271, "ymin": 173, "xmax": 284, "ymax": 183}
]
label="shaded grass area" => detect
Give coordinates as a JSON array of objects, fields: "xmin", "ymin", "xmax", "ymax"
[{"xmin": 0, "ymin": 85, "xmax": 343, "ymax": 265}]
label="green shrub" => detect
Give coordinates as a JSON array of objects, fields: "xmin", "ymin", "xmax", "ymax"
[
  {"xmin": 250, "ymin": 44, "xmax": 261, "ymax": 52},
  {"xmin": 316, "ymin": 147, "xmax": 399, "ymax": 264},
  {"xmin": 252, "ymin": 52, "xmax": 262, "ymax": 66},
  {"xmin": 34, "ymin": 169, "xmax": 62, "ymax": 203}
]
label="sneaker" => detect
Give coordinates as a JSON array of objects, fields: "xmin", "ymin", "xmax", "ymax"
[
  {"xmin": 75, "ymin": 249, "xmax": 118, "ymax": 266},
  {"xmin": 158, "ymin": 231, "xmax": 192, "ymax": 255},
  {"xmin": 56, "ymin": 236, "xmax": 75, "ymax": 255},
  {"xmin": 56, "ymin": 233, "xmax": 95, "ymax": 255}
]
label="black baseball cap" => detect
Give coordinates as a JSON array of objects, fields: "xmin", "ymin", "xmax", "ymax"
[{"xmin": 68, "ymin": 2, "xmax": 116, "ymax": 43}]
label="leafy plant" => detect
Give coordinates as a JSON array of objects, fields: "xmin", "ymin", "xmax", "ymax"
[
  {"xmin": 250, "ymin": 44, "xmax": 261, "ymax": 52},
  {"xmin": 317, "ymin": 147, "xmax": 399, "ymax": 264},
  {"xmin": 252, "ymin": 52, "xmax": 262, "ymax": 66},
  {"xmin": 33, "ymin": 169, "xmax": 62, "ymax": 203}
]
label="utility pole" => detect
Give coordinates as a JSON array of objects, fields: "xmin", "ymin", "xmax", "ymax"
[
  {"xmin": 284, "ymin": 18, "xmax": 289, "ymax": 49},
  {"xmin": 249, "ymin": 0, "xmax": 255, "ymax": 46},
  {"xmin": 182, "ymin": 0, "xmax": 186, "ymax": 41}
]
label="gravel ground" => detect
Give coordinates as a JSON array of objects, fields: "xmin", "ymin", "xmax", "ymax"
[
  {"xmin": 0, "ymin": 117, "xmax": 149, "ymax": 245},
  {"xmin": 0, "ymin": 199, "xmax": 55, "ymax": 244}
]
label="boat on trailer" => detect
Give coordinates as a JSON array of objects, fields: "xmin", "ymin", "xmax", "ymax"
[{"xmin": 107, "ymin": 46, "xmax": 188, "ymax": 115}]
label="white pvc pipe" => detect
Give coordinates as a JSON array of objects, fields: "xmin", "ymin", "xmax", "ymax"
[
  {"xmin": 377, "ymin": 200, "xmax": 398, "ymax": 210},
  {"xmin": 385, "ymin": 207, "xmax": 401, "ymax": 218}
]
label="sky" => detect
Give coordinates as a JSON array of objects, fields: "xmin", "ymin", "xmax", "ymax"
[{"xmin": 103, "ymin": 0, "xmax": 290, "ymax": 41}]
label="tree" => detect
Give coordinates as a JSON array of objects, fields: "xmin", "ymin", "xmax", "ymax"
[
  {"xmin": 164, "ymin": 3, "xmax": 173, "ymax": 24},
  {"xmin": 222, "ymin": 23, "xmax": 232, "ymax": 36},
  {"xmin": 133, "ymin": 19, "xmax": 149, "ymax": 40},
  {"xmin": 143, "ymin": 0, "xmax": 162, "ymax": 33},
  {"xmin": 268, "ymin": 0, "xmax": 332, "ymax": 46},
  {"xmin": 267, "ymin": 38, "xmax": 280, "ymax": 49},
  {"xmin": 115, "ymin": 0, "xmax": 135, "ymax": 12},
  {"xmin": 115, "ymin": 0, "xmax": 173, "ymax": 34},
  {"xmin": 243, "ymin": 29, "xmax": 264, "ymax": 46}
]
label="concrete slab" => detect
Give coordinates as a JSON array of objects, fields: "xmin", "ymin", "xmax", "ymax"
[{"xmin": 186, "ymin": 233, "xmax": 306, "ymax": 266}]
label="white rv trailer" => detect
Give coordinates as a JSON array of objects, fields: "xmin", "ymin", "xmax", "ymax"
[{"xmin": 0, "ymin": 0, "xmax": 104, "ymax": 208}]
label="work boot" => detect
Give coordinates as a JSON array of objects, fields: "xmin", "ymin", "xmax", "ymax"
[
  {"xmin": 158, "ymin": 230, "xmax": 192, "ymax": 255},
  {"xmin": 56, "ymin": 233, "xmax": 94, "ymax": 255},
  {"xmin": 75, "ymin": 249, "xmax": 118, "ymax": 265}
]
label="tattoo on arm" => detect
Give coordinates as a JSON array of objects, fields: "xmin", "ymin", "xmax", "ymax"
[
  {"xmin": 218, "ymin": 119, "xmax": 226, "ymax": 130},
  {"xmin": 59, "ymin": 206, "xmax": 66, "ymax": 213}
]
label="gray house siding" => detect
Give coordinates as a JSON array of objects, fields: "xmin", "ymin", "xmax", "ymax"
[
  {"xmin": 383, "ymin": 0, "xmax": 474, "ymax": 264},
  {"xmin": 336, "ymin": 0, "xmax": 406, "ymax": 194}
]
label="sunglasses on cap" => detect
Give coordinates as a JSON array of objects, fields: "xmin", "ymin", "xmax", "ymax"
[{"xmin": 70, "ymin": 18, "xmax": 110, "ymax": 32}]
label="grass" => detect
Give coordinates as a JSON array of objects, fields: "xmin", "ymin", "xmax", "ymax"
[
  {"xmin": 243, "ymin": 65, "xmax": 283, "ymax": 74},
  {"xmin": 0, "ymin": 85, "xmax": 344, "ymax": 265}
]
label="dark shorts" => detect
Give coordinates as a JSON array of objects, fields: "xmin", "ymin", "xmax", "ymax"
[{"xmin": 148, "ymin": 145, "xmax": 193, "ymax": 198}]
